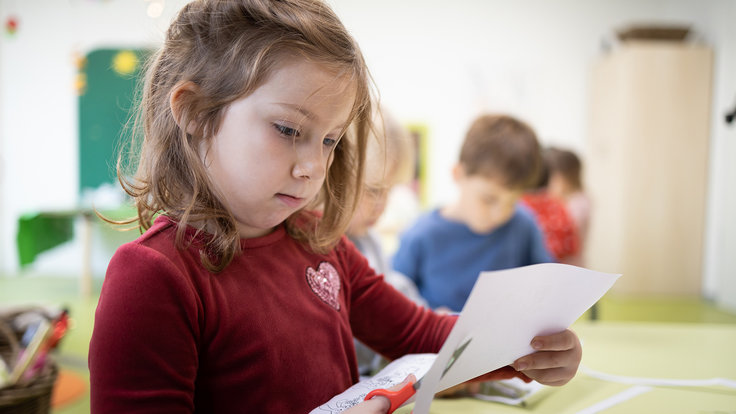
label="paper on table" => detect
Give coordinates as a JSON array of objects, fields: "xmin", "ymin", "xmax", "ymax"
[
  {"xmin": 471, "ymin": 377, "xmax": 548, "ymax": 406},
  {"xmin": 412, "ymin": 263, "xmax": 620, "ymax": 414},
  {"xmin": 310, "ymin": 353, "xmax": 437, "ymax": 414}
]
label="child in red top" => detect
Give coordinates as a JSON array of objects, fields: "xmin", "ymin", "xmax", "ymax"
[
  {"xmin": 545, "ymin": 147, "xmax": 592, "ymax": 267},
  {"xmin": 88, "ymin": 1, "xmax": 583, "ymax": 413},
  {"xmin": 520, "ymin": 194, "xmax": 581, "ymax": 262},
  {"xmin": 521, "ymin": 148, "xmax": 581, "ymax": 263}
]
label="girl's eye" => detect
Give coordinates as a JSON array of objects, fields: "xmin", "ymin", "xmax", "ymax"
[
  {"xmin": 322, "ymin": 137, "xmax": 338, "ymax": 147},
  {"xmin": 274, "ymin": 123, "xmax": 300, "ymax": 138}
]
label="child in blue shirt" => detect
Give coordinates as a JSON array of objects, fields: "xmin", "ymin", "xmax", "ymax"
[{"xmin": 393, "ymin": 114, "xmax": 552, "ymax": 312}]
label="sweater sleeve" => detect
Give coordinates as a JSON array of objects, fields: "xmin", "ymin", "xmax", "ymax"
[
  {"xmin": 89, "ymin": 243, "xmax": 201, "ymax": 413},
  {"xmin": 342, "ymin": 239, "xmax": 454, "ymax": 360}
]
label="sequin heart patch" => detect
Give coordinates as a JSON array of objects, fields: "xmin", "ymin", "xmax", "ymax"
[{"xmin": 306, "ymin": 262, "xmax": 341, "ymax": 311}]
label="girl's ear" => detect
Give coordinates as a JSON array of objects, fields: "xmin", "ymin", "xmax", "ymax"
[{"xmin": 169, "ymin": 81, "xmax": 200, "ymax": 134}]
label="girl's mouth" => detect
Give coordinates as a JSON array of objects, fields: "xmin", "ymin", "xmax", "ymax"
[{"xmin": 276, "ymin": 193, "xmax": 304, "ymax": 208}]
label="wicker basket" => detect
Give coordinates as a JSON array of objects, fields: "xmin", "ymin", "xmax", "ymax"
[{"xmin": 0, "ymin": 318, "xmax": 58, "ymax": 414}]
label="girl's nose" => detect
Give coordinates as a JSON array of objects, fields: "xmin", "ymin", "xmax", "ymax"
[{"xmin": 292, "ymin": 144, "xmax": 327, "ymax": 181}]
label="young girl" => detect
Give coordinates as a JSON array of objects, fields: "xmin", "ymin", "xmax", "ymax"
[{"xmin": 88, "ymin": 1, "xmax": 582, "ymax": 413}]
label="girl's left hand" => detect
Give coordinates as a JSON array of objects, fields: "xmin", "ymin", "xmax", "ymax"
[
  {"xmin": 512, "ymin": 329, "xmax": 582, "ymax": 386},
  {"xmin": 342, "ymin": 374, "xmax": 416, "ymax": 414}
]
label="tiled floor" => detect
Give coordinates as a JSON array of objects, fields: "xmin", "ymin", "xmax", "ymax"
[{"xmin": 1, "ymin": 274, "xmax": 735, "ymax": 413}]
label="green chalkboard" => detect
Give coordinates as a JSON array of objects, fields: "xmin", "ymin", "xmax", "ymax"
[{"xmin": 78, "ymin": 48, "xmax": 150, "ymax": 193}]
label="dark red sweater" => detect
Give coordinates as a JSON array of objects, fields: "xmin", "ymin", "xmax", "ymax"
[{"xmin": 89, "ymin": 216, "xmax": 455, "ymax": 413}]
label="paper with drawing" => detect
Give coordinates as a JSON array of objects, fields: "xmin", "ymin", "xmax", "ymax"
[
  {"xmin": 312, "ymin": 263, "xmax": 620, "ymax": 413},
  {"xmin": 309, "ymin": 353, "xmax": 437, "ymax": 414}
]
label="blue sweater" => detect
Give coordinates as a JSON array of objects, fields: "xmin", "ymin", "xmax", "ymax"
[{"xmin": 392, "ymin": 206, "xmax": 552, "ymax": 311}]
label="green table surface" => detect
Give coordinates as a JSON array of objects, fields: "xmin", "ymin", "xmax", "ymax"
[{"xmin": 397, "ymin": 321, "xmax": 736, "ymax": 413}]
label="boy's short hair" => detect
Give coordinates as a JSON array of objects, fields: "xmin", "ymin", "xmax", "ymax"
[{"xmin": 459, "ymin": 114, "xmax": 542, "ymax": 190}]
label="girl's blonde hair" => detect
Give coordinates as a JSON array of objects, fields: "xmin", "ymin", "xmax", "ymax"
[{"xmin": 117, "ymin": 0, "xmax": 373, "ymax": 272}]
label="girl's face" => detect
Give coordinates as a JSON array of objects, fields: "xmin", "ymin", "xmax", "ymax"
[{"xmin": 203, "ymin": 59, "xmax": 356, "ymax": 238}]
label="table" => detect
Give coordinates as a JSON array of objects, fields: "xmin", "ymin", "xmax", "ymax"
[
  {"xmin": 17, "ymin": 211, "xmax": 77, "ymax": 267},
  {"xmin": 397, "ymin": 321, "xmax": 736, "ymax": 413},
  {"xmin": 16, "ymin": 206, "xmax": 137, "ymax": 297}
]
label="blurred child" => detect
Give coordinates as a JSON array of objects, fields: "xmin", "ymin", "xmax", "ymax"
[
  {"xmin": 347, "ymin": 108, "xmax": 426, "ymax": 377},
  {"xmin": 545, "ymin": 147, "xmax": 591, "ymax": 267},
  {"xmin": 520, "ymin": 153, "xmax": 581, "ymax": 263},
  {"xmin": 347, "ymin": 109, "xmax": 425, "ymax": 306},
  {"xmin": 89, "ymin": 2, "xmax": 582, "ymax": 412},
  {"xmin": 393, "ymin": 114, "xmax": 553, "ymax": 312}
]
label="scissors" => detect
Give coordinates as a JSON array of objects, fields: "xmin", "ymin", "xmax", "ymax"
[{"xmin": 364, "ymin": 337, "xmax": 473, "ymax": 413}]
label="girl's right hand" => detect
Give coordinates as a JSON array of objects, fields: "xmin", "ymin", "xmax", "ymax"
[{"xmin": 343, "ymin": 375, "xmax": 416, "ymax": 414}]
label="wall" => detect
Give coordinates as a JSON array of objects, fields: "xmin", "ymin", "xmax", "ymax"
[
  {"xmin": 0, "ymin": 0, "xmax": 188, "ymax": 275},
  {"xmin": 0, "ymin": 0, "xmax": 734, "ymax": 310},
  {"xmin": 702, "ymin": 0, "xmax": 736, "ymax": 311}
]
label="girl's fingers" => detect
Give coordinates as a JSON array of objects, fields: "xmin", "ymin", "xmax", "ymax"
[
  {"xmin": 510, "ymin": 330, "xmax": 582, "ymax": 387},
  {"xmin": 529, "ymin": 330, "xmax": 579, "ymax": 352},
  {"xmin": 514, "ymin": 350, "xmax": 577, "ymax": 371},
  {"xmin": 347, "ymin": 375, "xmax": 416, "ymax": 414}
]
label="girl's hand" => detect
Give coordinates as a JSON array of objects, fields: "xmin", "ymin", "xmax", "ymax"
[
  {"xmin": 512, "ymin": 329, "xmax": 582, "ymax": 386},
  {"xmin": 343, "ymin": 374, "xmax": 416, "ymax": 414}
]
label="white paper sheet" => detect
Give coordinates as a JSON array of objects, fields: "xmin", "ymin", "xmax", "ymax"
[
  {"xmin": 312, "ymin": 263, "xmax": 619, "ymax": 413},
  {"xmin": 412, "ymin": 263, "xmax": 620, "ymax": 413}
]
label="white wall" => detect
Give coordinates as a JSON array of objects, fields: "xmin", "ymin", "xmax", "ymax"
[
  {"xmin": 0, "ymin": 0, "xmax": 734, "ymax": 310},
  {"xmin": 333, "ymin": 0, "xmax": 724, "ymax": 205},
  {"xmin": 0, "ymin": 0, "xmax": 190, "ymax": 275},
  {"xmin": 702, "ymin": 0, "xmax": 736, "ymax": 311}
]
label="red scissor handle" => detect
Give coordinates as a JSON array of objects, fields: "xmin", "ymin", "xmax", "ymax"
[{"xmin": 363, "ymin": 377, "xmax": 417, "ymax": 413}]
